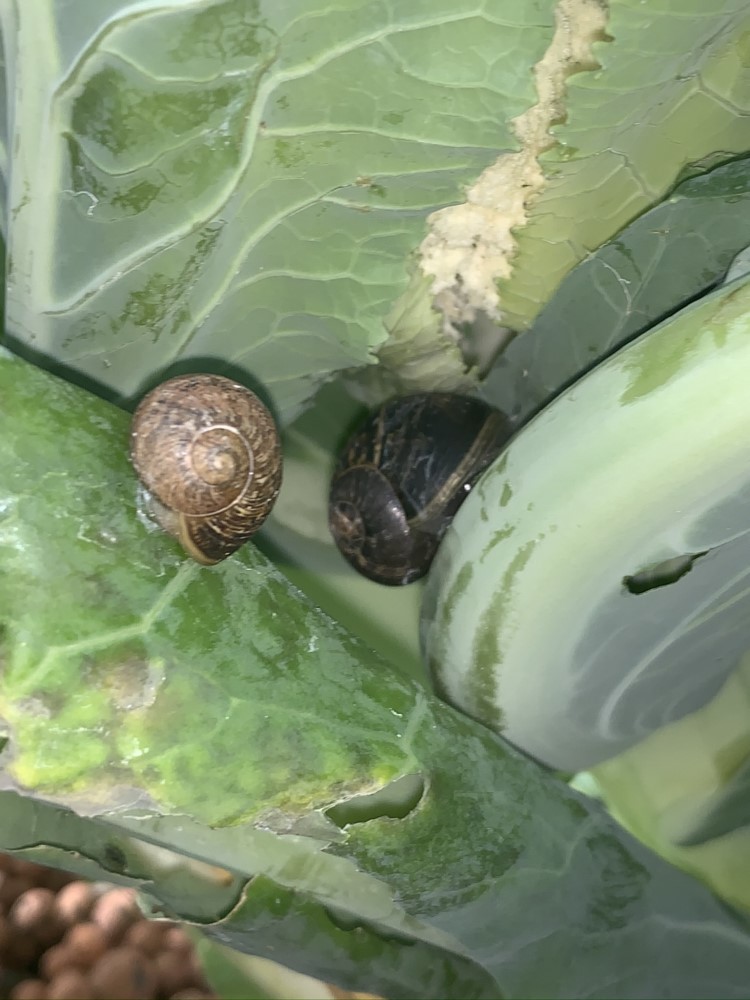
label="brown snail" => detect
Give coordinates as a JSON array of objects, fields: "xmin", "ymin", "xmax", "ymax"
[
  {"xmin": 329, "ymin": 392, "xmax": 512, "ymax": 585},
  {"xmin": 130, "ymin": 374, "xmax": 282, "ymax": 564}
]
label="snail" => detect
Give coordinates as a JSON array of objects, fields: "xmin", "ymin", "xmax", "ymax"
[
  {"xmin": 129, "ymin": 374, "xmax": 282, "ymax": 564},
  {"xmin": 328, "ymin": 392, "xmax": 512, "ymax": 585}
]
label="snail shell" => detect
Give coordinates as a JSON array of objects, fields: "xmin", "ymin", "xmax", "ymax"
[
  {"xmin": 329, "ymin": 393, "xmax": 512, "ymax": 585},
  {"xmin": 130, "ymin": 374, "xmax": 282, "ymax": 564}
]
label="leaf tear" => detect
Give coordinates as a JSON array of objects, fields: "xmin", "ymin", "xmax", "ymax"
[{"xmin": 419, "ymin": 0, "xmax": 609, "ymax": 331}]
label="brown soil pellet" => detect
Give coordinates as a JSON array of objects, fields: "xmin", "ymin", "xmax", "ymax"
[
  {"xmin": 153, "ymin": 949, "xmax": 203, "ymax": 996},
  {"xmin": 62, "ymin": 921, "xmax": 109, "ymax": 968},
  {"xmin": 40, "ymin": 943, "xmax": 80, "ymax": 982},
  {"xmin": 45, "ymin": 969, "xmax": 95, "ymax": 1000},
  {"xmin": 9, "ymin": 888, "xmax": 63, "ymax": 946},
  {"xmin": 90, "ymin": 888, "xmax": 140, "ymax": 943},
  {"xmin": 9, "ymin": 886, "xmax": 56, "ymax": 927},
  {"xmin": 39, "ymin": 869, "xmax": 75, "ymax": 894},
  {"xmin": 0, "ymin": 853, "xmax": 228, "ymax": 1000},
  {"xmin": 54, "ymin": 882, "xmax": 95, "ymax": 927},
  {"xmin": 123, "ymin": 919, "xmax": 169, "ymax": 957},
  {"xmin": 163, "ymin": 926, "xmax": 193, "ymax": 954},
  {"xmin": 89, "ymin": 946, "xmax": 158, "ymax": 1000},
  {"xmin": 0, "ymin": 915, "xmax": 17, "ymax": 954},
  {"xmin": 0, "ymin": 875, "xmax": 34, "ymax": 910},
  {"xmin": 0, "ymin": 925, "xmax": 41, "ymax": 971},
  {"xmin": 9, "ymin": 978, "xmax": 48, "ymax": 1000},
  {"xmin": 11, "ymin": 861, "xmax": 55, "ymax": 883}
]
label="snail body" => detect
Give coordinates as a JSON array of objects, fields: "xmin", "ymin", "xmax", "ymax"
[
  {"xmin": 329, "ymin": 393, "xmax": 512, "ymax": 585},
  {"xmin": 130, "ymin": 374, "xmax": 282, "ymax": 564}
]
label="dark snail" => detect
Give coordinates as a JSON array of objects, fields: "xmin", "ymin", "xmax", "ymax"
[
  {"xmin": 130, "ymin": 374, "xmax": 282, "ymax": 564},
  {"xmin": 329, "ymin": 392, "xmax": 512, "ymax": 585}
]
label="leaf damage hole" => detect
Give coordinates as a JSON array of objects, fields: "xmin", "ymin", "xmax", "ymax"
[
  {"xmin": 419, "ymin": 0, "xmax": 610, "ymax": 330},
  {"xmin": 102, "ymin": 842, "xmax": 128, "ymax": 874},
  {"xmin": 325, "ymin": 773, "xmax": 425, "ymax": 829},
  {"xmin": 623, "ymin": 551, "xmax": 708, "ymax": 595}
]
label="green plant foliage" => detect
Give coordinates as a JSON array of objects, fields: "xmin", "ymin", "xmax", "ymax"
[
  {"xmin": 484, "ymin": 155, "xmax": 750, "ymax": 421},
  {"xmin": 0, "ymin": 0, "xmax": 554, "ymax": 422},
  {"xmin": 499, "ymin": 0, "xmax": 750, "ymax": 330},
  {"xmin": 423, "ymin": 275, "xmax": 750, "ymax": 913},
  {"xmin": 4, "ymin": 348, "xmax": 750, "ymax": 997},
  {"xmin": 5, "ymin": 2, "xmax": 749, "ymax": 419},
  {"xmin": 589, "ymin": 652, "xmax": 750, "ymax": 915},
  {"xmin": 3, "ymin": 1, "xmax": 750, "ymax": 995},
  {"xmin": 423, "ymin": 275, "xmax": 750, "ymax": 772}
]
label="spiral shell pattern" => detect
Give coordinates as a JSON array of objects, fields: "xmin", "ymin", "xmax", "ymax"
[
  {"xmin": 130, "ymin": 374, "xmax": 282, "ymax": 563},
  {"xmin": 329, "ymin": 392, "xmax": 512, "ymax": 584}
]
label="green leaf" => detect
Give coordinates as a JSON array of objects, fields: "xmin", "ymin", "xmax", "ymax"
[
  {"xmin": 422, "ymin": 274, "xmax": 750, "ymax": 772},
  {"xmin": 6, "ymin": 2, "xmax": 749, "ymax": 415},
  {"xmin": 483, "ymin": 155, "xmax": 750, "ymax": 422},
  {"xmin": 424, "ymin": 271, "xmax": 750, "ymax": 914},
  {"xmin": 0, "ymin": 0, "xmax": 553, "ymax": 423},
  {"xmin": 5, "ymin": 346, "xmax": 750, "ymax": 996},
  {"xmin": 590, "ymin": 653, "xmax": 750, "ymax": 913},
  {"xmin": 678, "ymin": 757, "xmax": 750, "ymax": 847},
  {"xmin": 189, "ymin": 932, "xmax": 299, "ymax": 1000},
  {"xmin": 257, "ymin": 378, "xmax": 426, "ymax": 681},
  {"xmin": 498, "ymin": 0, "xmax": 750, "ymax": 330}
]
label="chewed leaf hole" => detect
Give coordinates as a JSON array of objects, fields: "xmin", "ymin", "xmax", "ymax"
[
  {"xmin": 623, "ymin": 551, "xmax": 708, "ymax": 595},
  {"xmin": 102, "ymin": 842, "xmax": 128, "ymax": 874},
  {"xmin": 325, "ymin": 773, "xmax": 425, "ymax": 828}
]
